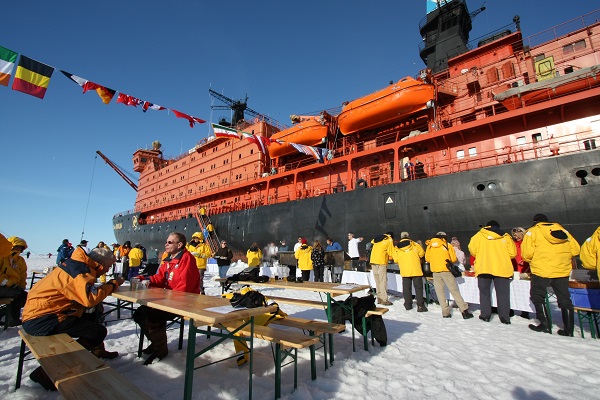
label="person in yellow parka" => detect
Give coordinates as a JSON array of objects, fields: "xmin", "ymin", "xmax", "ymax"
[
  {"xmin": 243, "ymin": 242, "xmax": 262, "ymax": 279},
  {"xmin": 369, "ymin": 232, "xmax": 394, "ymax": 305},
  {"xmin": 127, "ymin": 244, "xmax": 145, "ymax": 282},
  {"xmin": 580, "ymin": 226, "xmax": 600, "ymax": 274},
  {"xmin": 425, "ymin": 232, "xmax": 473, "ymax": 319},
  {"xmin": 393, "ymin": 232, "xmax": 426, "ymax": 311},
  {"xmin": 22, "ymin": 246, "xmax": 124, "ymax": 391},
  {"xmin": 521, "ymin": 213, "xmax": 580, "ymax": 336},
  {"xmin": 294, "ymin": 238, "xmax": 313, "ymax": 282},
  {"xmin": 0, "ymin": 235, "xmax": 29, "ymax": 327},
  {"xmin": 468, "ymin": 220, "xmax": 517, "ymax": 324},
  {"xmin": 187, "ymin": 232, "xmax": 211, "ymax": 294}
]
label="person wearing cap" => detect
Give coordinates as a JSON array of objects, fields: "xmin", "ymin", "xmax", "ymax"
[
  {"xmin": 522, "ymin": 214, "xmax": 580, "ymax": 336},
  {"xmin": 468, "ymin": 220, "xmax": 517, "ymax": 324},
  {"xmin": 214, "ymin": 239, "xmax": 233, "ymax": 278},
  {"xmin": 295, "ymin": 238, "xmax": 313, "ymax": 282},
  {"xmin": 369, "ymin": 232, "xmax": 395, "ymax": 305},
  {"xmin": 187, "ymin": 232, "xmax": 211, "ymax": 294},
  {"xmin": 425, "ymin": 232, "xmax": 473, "ymax": 319},
  {"xmin": 78, "ymin": 239, "xmax": 90, "ymax": 254},
  {"xmin": 22, "ymin": 246, "xmax": 124, "ymax": 390},
  {"xmin": 0, "ymin": 235, "xmax": 29, "ymax": 327},
  {"xmin": 393, "ymin": 232, "xmax": 427, "ymax": 311},
  {"xmin": 56, "ymin": 238, "xmax": 73, "ymax": 266}
]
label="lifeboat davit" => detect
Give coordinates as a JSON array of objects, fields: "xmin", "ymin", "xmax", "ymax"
[
  {"xmin": 268, "ymin": 114, "xmax": 330, "ymax": 158},
  {"xmin": 337, "ymin": 76, "xmax": 434, "ymax": 135},
  {"xmin": 494, "ymin": 64, "xmax": 600, "ymax": 111}
]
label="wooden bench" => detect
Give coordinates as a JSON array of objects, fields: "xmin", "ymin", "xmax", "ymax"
[
  {"xmin": 217, "ymin": 322, "xmax": 320, "ymax": 399},
  {"xmin": 573, "ymin": 306, "xmax": 600, "ymax": 339},
  {"xmin": 362, "ymin": 307, "xmax": 389, "ymax": 351},
  {"xmin": 0, "ymin": 297, "xmax": 13, "ymax": 331},
  {"xmin": 29, "ymin": 271, "xmax": 47, "ymax": 289},
  {"xmin": 16, "ymin": 329, "xmax": 150, "ymax": 399},
  {"xmin": 269, "ymin": 316, "xmax": 346, "ymax": 369},
  {"xmin": 265, "ymin": 295, "xmax": 325, "ymax": 309}
]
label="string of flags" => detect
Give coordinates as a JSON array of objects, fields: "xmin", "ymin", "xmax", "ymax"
[
  {"xmin": 0, "ymin": 45, "xmax": 205, "ymax": 128},
  {"xmin": 212, "ymin": 123, "xmax": 330, "ymax": 163}
]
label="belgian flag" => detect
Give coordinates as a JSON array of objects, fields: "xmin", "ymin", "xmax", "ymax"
[{"xmin": 12, "ymin": 55, "xmax": 54, "ymax": 99}]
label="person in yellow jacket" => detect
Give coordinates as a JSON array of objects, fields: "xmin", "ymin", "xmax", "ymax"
[
  {"xmin": 0, "ymin": 235, "xmax": 29, "ymax": 327},
  {"xmin": 393, "ymin": 232, "xmax": 426, "ymax": 311},
  {"xmin": 468, "ymin": 220, "xmax": 517, "ymax": 324},
  {"xmin": 580, "ymin": 226, "xmax": 600, "ymax": 275},
  {"xmin": 425, "ymin": 232, "xmax": 473, "ymax": 319},
  {"xmin": 187, "ymin": 232, "xmax": 211, "ymax": 294},
  {"xmin": 522, "ymin": 214, "xmax": 580, "ymax": 336},
  {"xmin": 369, "ymin": 232, "xmax": 394, "ymax": 305},
  {"xmin": 294, "ymin": 238, "xmax": 313, "ymax": 282},
  {"xmin": 127, "ymin": 244, "xmax": 145, "ymax": 281},
  {"xmin": 243, "ymin": 242, "xmax": 263, "ymax": 279},
  {"xmin": 22, "ymin": 246, "xmax": 124, "ymax": 391}
]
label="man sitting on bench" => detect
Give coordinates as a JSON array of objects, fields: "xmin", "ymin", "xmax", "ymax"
[{"xmin": 22, "ymin": 246, "xmax": 125, "ymax": 391}]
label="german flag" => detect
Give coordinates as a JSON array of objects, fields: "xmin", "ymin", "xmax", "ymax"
[{"xmin": 12, "ymin": 55, "xmax": 54, "ymax": 99}]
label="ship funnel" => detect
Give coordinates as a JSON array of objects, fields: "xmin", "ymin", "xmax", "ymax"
[{"xmin": 152, "ymin": 140, "xmax": 162, "ymax": 150}]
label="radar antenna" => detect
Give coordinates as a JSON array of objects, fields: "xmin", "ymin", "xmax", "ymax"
[{"xmin": 209, "ymin": 89, "xmax": 280, "ymax": 127}]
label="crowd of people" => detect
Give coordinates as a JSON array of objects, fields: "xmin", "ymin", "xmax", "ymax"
[{"xmin": 1, "ymin": 214, "xmax": 599, "ymax": 391}]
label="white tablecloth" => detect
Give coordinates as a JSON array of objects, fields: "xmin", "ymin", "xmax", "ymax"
[{"xmin": 341, "ymin": 271, "xmax": 534, "ymax": 312}]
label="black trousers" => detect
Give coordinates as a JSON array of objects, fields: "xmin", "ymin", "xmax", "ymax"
[
  {"xmin": 530, "ymin": 274, "xmax": 572, "ymax": 309},
  {"xmin": 402, "ymin": 276, "xmax": 424, "ymax": 307},
  {"xmin": 301, "ymin": 270, "xmax": 311, "ymax": 282},
  {"xmin": 313, "ymin": 265, "xmax": 325, "ymax": 282},
  {"xmin": 53, "ymin": 316, "xmax": 107, "ymax": 349},
  {"xmin": 478, "ymin": 274, "xmax": 512, "ymax": 319},
  {"xmin": 0, "ymin": 285, "xmax": 27, "ymax": 324}
]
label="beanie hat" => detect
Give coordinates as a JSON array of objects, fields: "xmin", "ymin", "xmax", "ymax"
[
  {"xmin": 89, "ymin": 247, "xmax": 116, "ymax": 268},
  {"xmin": 533, "ymin": 213, "xmax": 549, "ymax": 223},
  {"xmin": 400, "ymin": 232, "xmax": 410, "ymax": 239},
  {"xmin": 486, "ymin": 220, "xmax": 500, "ymax": 228},
  {"xmin": 301, "ymin": 238, "xmax": 307, "ymax": 245},
  {"xmin": 436, "ymin": 231, "xmax": 447, "ymax": 237}
]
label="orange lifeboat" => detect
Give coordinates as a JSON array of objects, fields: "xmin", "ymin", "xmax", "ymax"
[
  {"xmin": 337, "ymin": 76, "xmax": 434, "ymax": 135},
  {"xmin": 268, "ymin": 114, "xmax": 330, "ymax": 158}
]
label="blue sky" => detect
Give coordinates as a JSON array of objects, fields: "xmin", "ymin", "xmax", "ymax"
[{"xmin": 1, "ymin": 0, "xmax": 597, "ymax": 254}]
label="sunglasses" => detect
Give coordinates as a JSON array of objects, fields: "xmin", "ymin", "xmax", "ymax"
[
  {"xmin": 165, "ymin": 240, "xmax": 180, "ymax": 244},
  {"xmin": 511, "ymin": 229, "xmax": 524, "ymax": 233}
]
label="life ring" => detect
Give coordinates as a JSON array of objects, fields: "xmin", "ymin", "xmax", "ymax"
[
  {"xmin": 314, "ymin": 188, "xmax": 321, "ymax": 196},
  {"xmin": 356, "ymin": 179, "xmax": 368, "ymax": 188}
]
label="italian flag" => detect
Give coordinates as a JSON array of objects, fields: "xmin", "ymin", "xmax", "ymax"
[
  {"xmin": 0, "ymin": 46, "xmax": 18, "ymax": 86},
  {"xmin": 212, "ymin": 123, "xmax": 241, "ymax": 139}
]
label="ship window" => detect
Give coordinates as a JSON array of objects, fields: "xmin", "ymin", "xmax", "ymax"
[
  {"xmin": 488, "ymin": 182, "xmax": 497, "ymax": 189},
  {"xmin": 456, "ymin": 150, "xmax": 465, "ymax": 159},
  {"xmin": 250, "ymin": 149, "xmax": 254, "ymax": 155},
  {"xmin": 532, "ymin": 133, "xmax": 542, "ymax": 143},
  {"xmin": 468, "ymin": 147, "xmax": 477, "ymax": 156},
  {"xmin": 239, "ymin": 154, "xmax": 242, "ymax": 159},
  {"xmin": 533, "ymin": 54, "xmax": 546, "ymax": 63},
  {"xmin": 563, "ymin": 39, "xmax": 586, "ymax": 55},
  {"xmin": 517, "ymin": 136, "xmax": 526, "ymax": 145}
]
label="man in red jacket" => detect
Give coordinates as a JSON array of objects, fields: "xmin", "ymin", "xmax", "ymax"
[{"xmin": 133, "ymin": 232, "xmax": 200, "ymax": 365}]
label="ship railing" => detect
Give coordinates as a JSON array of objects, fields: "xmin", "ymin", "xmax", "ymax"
[{"xmin": 523, "ymin": 10, "xmax": 600, "ymax": 49}]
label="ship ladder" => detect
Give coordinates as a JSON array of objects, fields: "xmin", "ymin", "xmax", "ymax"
[{"xmin": 195, "ymin": 207, "xmax": 221, "ymax": 255}]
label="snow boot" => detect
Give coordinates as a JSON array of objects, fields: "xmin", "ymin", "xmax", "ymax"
[
  {"xmin": 557, "ymin": 308, "xmax": 574, "ymax": 337},
  {"xmin": 92, "ymin": 341, "xmax": 119, "ymax": 359},
  {"xmin": 529, "ymin": 303, "xmax": 551, "ymax": 333},
  {"xmin": 144, "ymin": 327, "xmax": 168, "ymax": 365}
]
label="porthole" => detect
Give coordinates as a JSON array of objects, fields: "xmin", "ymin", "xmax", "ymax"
[
  {"xmin": 476, "ymin": 184, "xmax": 485, "ymax": 191},
  {"xmin": 487, "ymin": 182, "xmax": 497, "ymax": 189},
  {"xmin": 591, "ymin": 167, "xmax": 600, "ymax": 176}
]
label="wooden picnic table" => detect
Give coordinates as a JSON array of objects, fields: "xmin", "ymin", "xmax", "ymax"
[{"xmin": 111, "ymin": 287, "xmax": 277, "ymax": 400}]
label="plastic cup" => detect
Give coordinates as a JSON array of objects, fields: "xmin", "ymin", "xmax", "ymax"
[{"xmin": 131, "ymin": 278, "xmax": 140, "ymax": 290}]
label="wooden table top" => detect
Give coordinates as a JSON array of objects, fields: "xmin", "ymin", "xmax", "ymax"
[
  {"xmin": 236, "ymin": 280, "xmax": 371, "ymax": 297},
  {"xmin": 112, "ymin": 287, "xmax": 277, "ymax": 325}
]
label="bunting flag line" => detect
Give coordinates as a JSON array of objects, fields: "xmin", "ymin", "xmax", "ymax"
[
  {"xmin": 212, "ymin": 123, "xmax": 241, "ymax": 139},
  {"xmin": 172, "ymin": 109, "xmax": 206, "ymax": 128},
  {"xmin": 12, "ymin": 55, "xmax": 54, "ymax": 99},
  {"xmin": 142, "ymin": 101, "xmax": 166, "ymax": 112},
  {"xmin": 117, "ymin": 93, "xmax": 142, "ymax": 107},
  {"xmin": 290, "ymin": 143, "xmax": 328, "ymax": 163},
  {"xmin": 60, "ymin": 70, "xmax": 116, "ymax": 104},
  {"xmin": 241, "ymin": 131, "xmax": 270, "ymax": 155},
  {"xmin": 0, "ymin": 45, "xmax": 18, "ymax": 86}
]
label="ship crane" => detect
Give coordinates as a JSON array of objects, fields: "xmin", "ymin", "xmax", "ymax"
[
  {"xmin": 209, "ymin": 89, "xmax": 280, "ymax": 127},
  {"xmin": 96, "ymin": 150, "xmax": 138, "ymax": 191}
]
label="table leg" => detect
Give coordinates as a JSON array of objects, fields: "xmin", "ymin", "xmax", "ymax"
[
  {"xmin": 249, "ymin": 316, "xmax": 254, "ymax": 400},
  {"xmin": 183, "ymin": 320, "xmax": 198, "ymax": 400}
]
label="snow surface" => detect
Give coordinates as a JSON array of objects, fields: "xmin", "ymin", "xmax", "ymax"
[{"xmin": 1, "ymin": 255, "xmax": 600, "ymax": 399}]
